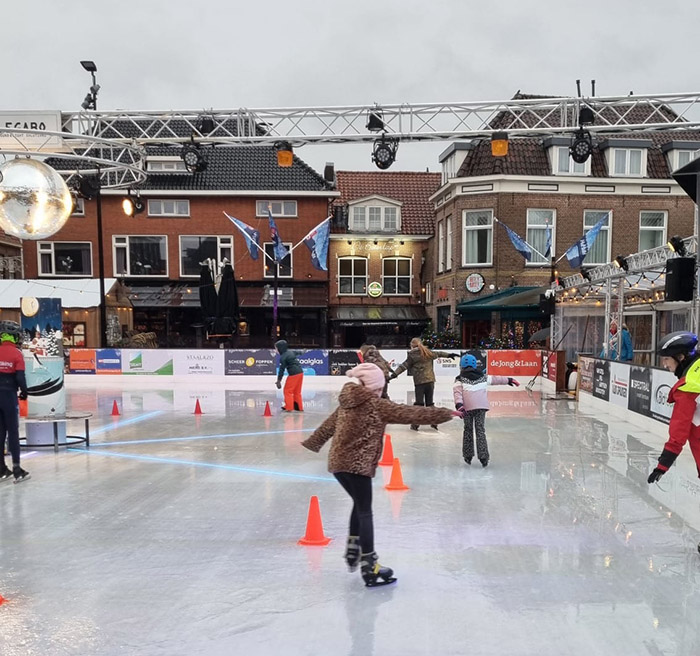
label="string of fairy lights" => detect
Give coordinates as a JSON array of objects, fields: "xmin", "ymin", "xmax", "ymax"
[{"xmin": 559, "ymin": 271, "xmax": 667, "ymax": 306}]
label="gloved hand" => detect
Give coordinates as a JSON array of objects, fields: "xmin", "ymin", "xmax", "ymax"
[
  {"xmin": 389, "ymin": 373, "xmax": 397, "ymax": 381},
  {"xmin": 508, "ymin": 378, "xmax": 520, "ymax": 387},
  {"xmin": 18, "ymin": 390, "xmax": 27, "ymax": 401},
  {"xmin": 449, "ymin": 353, "xmax": 459, "ymax": 359},
  {"xmin": 275, "ymin": 381, "xmax": 282, "ymax": 390},
  {"xmin": 647, "ymin": 468, "xmax": 665, "ymax": 484}
]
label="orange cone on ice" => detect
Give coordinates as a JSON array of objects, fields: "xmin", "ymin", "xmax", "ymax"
[
  {"xmin": 298, "ymin": 495, "xmax": 331, "ymax": 546},
  {"xmin": 193, "ymin": 399, "xmax": 203, "ymax": 415},
  {"xmin": 263, "ymin": 401, "xmax": 272, "ymax": 417},
  {"xmin": 111, "ymin": 400, "xmax": 120, "ymax": 416},
  {"xmin": 378, "ymin": 434, "xmax": 394, "ymax": 466},
  {"xmin": 385, "ymin": 458, "xmax": 410, "ymax": 491},
  {"xmin": 0, "ymin": 594, "xmax": 7, "ymax": 606}
]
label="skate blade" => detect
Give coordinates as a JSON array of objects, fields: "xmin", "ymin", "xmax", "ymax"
[
  {"xmin": 13, "ymin": 474, "xmax": 31, "ymax": 484},
  {"xmin": 365, "ymin": 577, "xmax": 397, "ymax": 588}
]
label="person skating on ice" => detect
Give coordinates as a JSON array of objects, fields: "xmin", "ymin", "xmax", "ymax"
[
  {"xmin": 274, "ymin": 339, "xmax": 304, "ymax": 412},
  {"xmin": 389, "ymin": 337, "xmax": 458, "ymax": 430},
  {"xmin": 452, "ymin": 354, "xmax": 519, "ymax": 467},
  {"xmin": 0, "ymin": 321, "xmax": 30, "ymax": 483},
  {"xmin": 302, "ymin": 362, "xmax": 458, "ymax": 586}
]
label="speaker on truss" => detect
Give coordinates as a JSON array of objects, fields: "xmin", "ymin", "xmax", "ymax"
[
  {"xmin": 539, "ymin": 293, "xmax": 555, "ymax": 315},
  {"xmin": 665, "ymin": 257, "xmax": 694, "ymax": 302}
]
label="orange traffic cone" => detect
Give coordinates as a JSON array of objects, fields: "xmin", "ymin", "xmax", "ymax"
[
  {"xmin": 385, "ymin": 458, "xmax": 410, "ymax": 491},
  {"xmin": 0, "ymin": 594, "xmax": 7, "ymax": 606},
  {"xmin": 111, "ymin": 400, "xmax": 120, "ymax": 416},
  {"xmin": 263, "ymin": 401, "xmax": 272, "ymax": 417},
  {"xmin": 193, "ymin": 399, "xmax": 203, "ymax": 415},
  {"xmin": 378, "ymin": 434, "xmax": 394, "ymax": 466},
  {"xmin": 298, "ymin": 495, "xmax": 331, "ymax": 546}
]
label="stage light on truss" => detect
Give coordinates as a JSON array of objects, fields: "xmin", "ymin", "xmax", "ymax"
[
  {"xmin": 366, "ymin": 111, "xmax": 385, "ymax": 132},
  {"xmin": 121, "ymin": 191, "xmax": 145, "ymax": 217},
  {"xmin": 372, "ymin": 136, "xmax": 398, "ymax": 170},
  {"xmin": 275, "ymin": 141, "xmax": 294, "ymax": 167},
  {"xmin": 570, "ymin": 129, "xmax": 593, "ymax": 164},
  {"xmin": 667, "ymin": 235, "xmax": 687, "ymax": 256},
  {"xmin": 181, "ymin": 143, "xmax": 207, "ymax": 173},
  {"xmin": 614, "ymin": 255, "xmax": 629, "ymax": 272},
  {"xmin": 491, "ymin": 132, "xmax": 509, "ymax": 157}
]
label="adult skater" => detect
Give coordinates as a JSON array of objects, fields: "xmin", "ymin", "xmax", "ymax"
[
  {"xmin": 453, "ymin": 354, "xmax": 519, "ymax": 467},
  {"xmin": 274, "ymin": 339, "xmax": 304, "ymax": 412},
  {"xmin": 0, "ymin": 321, "xmax": 29, "ymax": 483},
  {"xmin": 302, "ymin": 362, "xmax": 457, "ymax": 586},
  {"xmin": 389, "ymin": 337, "xmax": 458, "ymax": 430},
  {"xmin": 647, "ymin": 332, "xmax": 700, "ymax": 497}
]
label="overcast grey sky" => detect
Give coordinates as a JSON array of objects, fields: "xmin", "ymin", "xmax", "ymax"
[{"xmin": 3, "ymin": 0, "xmax": 697, "ymax": 174}]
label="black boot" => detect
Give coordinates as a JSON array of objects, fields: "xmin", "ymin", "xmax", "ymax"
[
  {"xmin": 479, "ymin": 458, "xmax": 489, "ymax": 468},
  {"xmin": 410, "ymin": 425, "xmax": 419, "ymax": 431},
  {"xmin": 344, "ymin": 536, "xmax": 361, "ymax": 572},
  {"xmin": 12, "ymin": 465, "xmax": 30, "ymax": 484},
  {"xmin": 360, "ymin": 552, "xmax": 396, "ymax": 587},
  {"xmin": 0, "ymin": 462, "xmax": 11, "ymax": 481},
  {"xmin": 464, "ymin": 457, "xmax": 472, "ymax": 465}
]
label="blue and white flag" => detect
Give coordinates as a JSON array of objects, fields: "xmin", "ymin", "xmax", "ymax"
[
  {"xmin": 268, "ymin": 208, "xmax": 290, "ymax": 262},
  {"xmin": 497, "ymin": 219, "xmax": 532, "ymax": 261},
  {"xmin": 302, "ymin": 217, "xmax": 331, "ymax": 271},
  {"xmin": 544, "ymin": 223, "xmax": 552, "ymax": 258},
  {"xmin": 565, "ymin": 214, "xmax": 608, "ymax": 269},
  {"xmin": 224, "ymin": 212, "xmax": 261, "ymax": 261}
]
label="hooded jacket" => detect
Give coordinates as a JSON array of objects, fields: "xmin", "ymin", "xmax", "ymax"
[
  {"xmin": 302, "ymin": 382, "xmax": 454, "ymax": 477},
  {"xmin": 359, "ymin": 345, "xmax": 392, "ymax": 380},
  {"xmin": 392, "ymin": 347, "xmax": 454, "ymax": 385},
  {"xmin": 452, "ymin": 368, "xmax": 511, "ymax": 412},
  {"xmin": 275, "ymin": 340, "xmax": 303, "ymax": 382}
]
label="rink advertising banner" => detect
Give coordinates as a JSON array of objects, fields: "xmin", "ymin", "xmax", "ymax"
[
  {"xmin": 609, "ymin": 362, "xmax": 630, "ymax": 409},
  {"xmin": 225, "ymin": 349, "xmax": 276, "ymax": 375},
  {"xmin": 650, "ymin": 368, "xmax": 676, "ymax": 424},
  {"xmin": 592, "ymin": 359, "xmax": 610, "ymax": 401},
  {"xmin": 328, "ymin": 350, "xmax": 361, "ymax": 376},
  {"xmin": 434, "ymin": 351, "xmax": 461, "ymax": 377},
  {"xmin": 296, "ymin": 350, "xmax": 329, "ymax": 376},
  {"xmin": 578, "ymin": 356, "xmax": 595, "ymax": 394},
  {"xmin": 173, "ymin": 350, "xmax": 225, "ymax": 376},
  {"xmin": 121, "ymin": 349, "xmax": 174, "ymax": 375},
  {"xmin": 96, "ymin": 349, "xmax": 122, "ymax": 374},
  {"xmin": 69, "ymin": 348, "xmax": 96, "ymax": 374},
  {"xmin": 487, "ymin": 350, "xmax": 541, "ymax": 376},
  {"xmin": 627, "ymin": 365, "xmax": 652, "ymax": 418}
]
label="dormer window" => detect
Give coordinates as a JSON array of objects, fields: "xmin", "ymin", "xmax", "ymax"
[
  {"xmin": 599, "ymin": 138, "xmax": 651, "ymax": 178},
  {"xmin": 544, "ymin": 137, "xmax": 590, "ymax": 176},
  {"xmin": 348, "ymin": 196, "xmax": 401, "ymax": 233},
  {"xmin": 147, "ymin": 157, "xmax": 188, "ymax": 173}
]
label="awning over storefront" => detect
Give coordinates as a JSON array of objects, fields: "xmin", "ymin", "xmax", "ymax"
[
  {"xmin": 329, "ymin": 306, "xmax": 429, "ymax": 327},
  {"xmin": 457, "ymin": 286, "xmax": 544, "ymax": 319},
  {"xmin": 0, "ymin": 278, "xmax": 123, "ymax": 309}
]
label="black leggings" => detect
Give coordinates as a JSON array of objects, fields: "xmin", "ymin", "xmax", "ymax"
[
  {"xmin": 414, "ymin": 382, "xmax": 435, "ymax": 407},
  {"xmin": 334, "ymin": 472, "xmax": 374, "ymax": 555},
  {"xmin": 0, "ymin": 393, "xmax": 20, "ymax": 467}
]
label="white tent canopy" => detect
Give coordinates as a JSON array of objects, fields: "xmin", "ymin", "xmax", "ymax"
[{"xmin": 0, "ymin": 279, "xmax": 118, "ymax": 309}]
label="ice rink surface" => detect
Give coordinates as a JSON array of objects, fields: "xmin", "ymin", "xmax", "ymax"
[{"xmin": 2, "ymin": 375, "xmax": 700, "ymax": 656}]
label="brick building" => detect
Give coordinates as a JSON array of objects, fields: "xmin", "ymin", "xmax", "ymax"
[
  {"xmin": 428, "ymin": 94, "xmax": 697, "ymax": 349},
  {"xmin": 329, "ymin": 171, "xmax": 440, "ymax": 348}
]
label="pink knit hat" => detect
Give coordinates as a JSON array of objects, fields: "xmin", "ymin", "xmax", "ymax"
[{"xmin": 346, "ymin": 363, "xmax": 385, "ymax": 396}]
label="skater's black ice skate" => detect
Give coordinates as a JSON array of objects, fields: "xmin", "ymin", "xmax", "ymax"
[
  {"xmin": 12, "ymin": 466, "xmax": 30, "ymax": 484},
  {"xmin": 360, "ymin": 552, "xmax": 396, "ymax": 587},
  {"xmin": 410, "ymin": 425, "xmax": 419, "ymax": 431},
  {"xmin": 344, "ymin": 536, "xmax": 361, "ymax": 572},
  {"xmin": 479, "ymin": 458, "xmax": 489, "ymax": 468},
  {"xmin": 464, "ymin": 457, "xmax": 472, "ymax": 465}
]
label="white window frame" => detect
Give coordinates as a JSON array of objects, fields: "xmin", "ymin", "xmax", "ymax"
[
  {"xmin": 147, "ymin": 199, "xmax": 190, "ymax": 217},
  {"xmin": 461, "ymin": 209, "xmax": 493, "ymax": 267},
  {"xmin": 425, "ymin": 282, "xmax": 432, "ymax": 304},
  {"xmin": 674, "ymin": 149, "xmax": 700, "ymax": 172},
  {"xmin": 445, "ymin": 215, "xmax": 453, "ymax": 272},
  {"xmin": 113, "ymin": 235, "xmax": 169, "ymax": 277},
  {"xmin": 552, "ymin": 146, "xmax": 590, "ymax": 176},
  {"xmin": 437, "ymin": 220, "xmax": 445, "ymax": 273},
  {"xmin": 581, "ymin": 211, "xmax": 612, "ymax": 267},
  {"xmin": 256, "ymin": 201, "xmax": 298, "ymax": 218},
  {"xmin": 38, "ymin": 241, "xmax": 92, "ymax": 277},
  {"xmin": 638, "ymin": 211, "xmax": 667, "ymax": 252},
  {"xmin": 526, "ymin": 209, "xmax": 556, "ymax": 266},
  {"xmin": 348, "ymin": 202, "xmax": 401, "ymax": 232},
  {"xmin": 338, "ymin": 256, "xmax": 368, "ymax": 296},
  {"xmin": 610, "ymin": 148, "xmax": 646, "ymax": 177},
  {"xmin": 146, "ymin": 157, "xmax": 188, "ymax": 173},
  {"xmin": 263, "ymin": 242, "xmax": 293, "ymax": 279},
  {"xmin": 382, "ymin": 257, "xmax": 412, "ymax": 296},
  {"xmin": 71, "ymin": 198, "xmax": 85, "ymax": 216},
  {"xmin": 179, "ymin": 235, "xmax": 233, "ymax": 278}
]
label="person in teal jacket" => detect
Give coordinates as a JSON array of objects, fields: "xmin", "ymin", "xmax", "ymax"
[
  {"xmin": 275, "ymin": 340, "xmax": 304, "ymax": 411},
  {"xmin": 599, "ymin": 321, "xmax": 634, "ymax": 362}
]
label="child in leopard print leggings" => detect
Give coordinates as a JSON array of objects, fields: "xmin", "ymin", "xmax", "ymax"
[{"xmin": 452, "ymin": 354, "xmax": 519, "ymax": 467}]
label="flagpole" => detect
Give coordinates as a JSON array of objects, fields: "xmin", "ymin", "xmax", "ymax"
[
  {"xmin": 273, "ymin": 260, "xmax": 279, "ymax": 340},
  {"xmin": 290, "ymin": 216, "xmax": 331, "ymax": 252}
]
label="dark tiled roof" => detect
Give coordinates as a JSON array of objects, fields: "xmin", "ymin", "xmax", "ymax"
[{"xmin": 334, "ymin": 171, "xmax": 441, "ymax": 235}]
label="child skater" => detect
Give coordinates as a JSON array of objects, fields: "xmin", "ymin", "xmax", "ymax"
[
  {"xmin": 302, "ymin": 362, "xmax": 457, "ymax": 587},
  {"xmin": 453, "ymin": 354, "xmax": 520, "ymax": 467}
]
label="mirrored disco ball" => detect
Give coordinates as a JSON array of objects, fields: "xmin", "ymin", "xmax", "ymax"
[{"xmin": 0, "ymin": 158, "xmax": 73, "ymax": 240}]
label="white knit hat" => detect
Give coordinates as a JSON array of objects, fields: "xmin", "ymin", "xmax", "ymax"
[{"xmin": 346, "ymin": 363, "xmax": 385, "ymax": 396}]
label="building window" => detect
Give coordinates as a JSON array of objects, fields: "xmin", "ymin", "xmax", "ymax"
[
  {"xmin": 71, "ymin": 198, "xmax": 85, "ymax": 216},
  {"xmin": 437, "ymin": 220, "xmax": 445, "ymax": 273},
  {"xmin": 147, "ymin": 199, "xmax": 190, "ymax": 217},
  {"xmin": 582, "ymin": 211, "xmax": 611, "ymax": 265},
  {"xmin": 113, "ymin": 236, "xmax": 168, "ymax": 277},
  {"xmin": 612, "ymin": 148, "xmax": 643, "ymax": 176},
  {"xmin": 462, "ymin": 209, "xmax": 493, "ymax": 266},
  {"xmin": 425, "ymin": 282, "xmax": 431, "ymax": 304},
  {"xmin": 526, "ymin": 209, "xmax": 555, "ymax": 265},
  {"xmin": 256, "ymin": 201, "xmax": 297, "ymax": 217},
  {"xmin": 555, "ymin": 146, "xmax": 588, "ymax": 175},
  {"xmin": 38, "ymin": 242, "xmax": 92, "ymax": 276},
  {"xmin": 147, "ymin": 158, "xmax": 188, "ymax": 173},
  {"xmin": 382, "ymin": 257, "xmax": 411, "ymax": 295},
  {"xmin": 263, "ymin": 242, "xmax": 292, "ymax": 278},
  {"xmin": 349, "ymin": 204, "xmax": 401, "ymax": 232},
  {"xmin": 445, "ymin": 215, "xmax": 453, "ymax": 271},
  {"xmin": 180, "ymin": 236, "xmax": 233, "ymax": 277},
  {"xmin": 639, "ymin": 211, "xmax": 666, "ymax": 251},
  {"xmin": 338, "ymin": 257, "xmax": 368, "ymax": 295},
  {"xmin": 676, "ymin": 149, "xmax": 699, "ymax": 171}
]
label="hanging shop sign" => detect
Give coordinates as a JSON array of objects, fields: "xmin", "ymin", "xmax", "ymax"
[
  {"xmin": 367, "ymin": 282, "xmax": 383, "ymax": 298},
  {"xmin": 465, "ymin": 273, "xmax": 485, "ymax": 294}
]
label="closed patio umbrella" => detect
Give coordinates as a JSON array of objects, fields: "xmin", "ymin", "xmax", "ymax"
[
  {"xmin": 198, "ymin": 260, "xmax": 218, "ymax": 328},
  {"xmin": 528, "ymin": 327, "xmax": 551, "ymax": 343},
  {"xmin": 213, "ymin": 261, "xmax": 239, "ymax": 335}
]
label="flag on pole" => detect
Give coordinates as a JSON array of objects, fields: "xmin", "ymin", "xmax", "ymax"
[
  {"xmin": 224, "ymin": 212, "xmax": 261, "ymax": 261},
  {"xmin": 544, "ymin": 223, "xmax": 552, "ymax": 258},
  {"xmin": 496, "ymin": 218, "xmax": 532, "ymax": 261},
  {"xmin": 268, "ymin": 207, "xmax": 289, "ymax": 262},
  {"xmin": 302, "ymin": 217, "xmax": 331, "ymax": 271},
  {"xmin": 564, "ymin": 213, "xmax": 608, "ymax": 269}
]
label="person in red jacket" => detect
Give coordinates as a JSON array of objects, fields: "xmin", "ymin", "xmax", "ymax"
[
  {"xmin": 647, "ymin": 331, "xmax": 700, "ymax": 495},
  {"xmin": 0, "ymin": 321, "xmax": 30, "ymax": 483}
]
